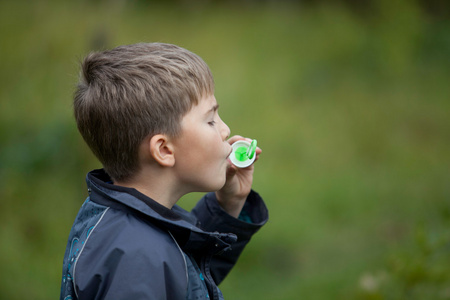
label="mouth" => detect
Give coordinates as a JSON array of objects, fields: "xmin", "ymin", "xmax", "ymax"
[{"xmin": 227, "ymin": 147, "xmax": 233, "ymax": 159}]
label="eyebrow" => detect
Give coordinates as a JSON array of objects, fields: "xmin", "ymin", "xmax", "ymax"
[{"xmin": 206, "ymin": 104, "xmax": 219, "ymax": 115}]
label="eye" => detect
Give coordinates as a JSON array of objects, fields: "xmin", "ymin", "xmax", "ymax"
[{"xmin": 208, "ymin": 120, "xmax": 216, "ymax": 126}]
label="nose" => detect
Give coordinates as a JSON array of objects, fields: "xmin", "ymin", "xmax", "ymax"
[{"xmin": 220, "ymin": 119, "xmax": 231, "ymax": 141}]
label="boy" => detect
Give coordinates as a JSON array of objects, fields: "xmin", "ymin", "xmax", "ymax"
[{"xmin": 60, "ymin": 43, "xmax": 268, "ymax": 300}]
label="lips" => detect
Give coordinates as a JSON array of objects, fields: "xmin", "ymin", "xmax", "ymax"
[{"xmin": 226, "ymin": 146, "xmax": 233, "ymax": 159}]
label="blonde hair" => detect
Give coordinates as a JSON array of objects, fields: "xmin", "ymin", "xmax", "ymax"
[{"xmin": 74, "ymin": 43, "xmax": 214, "ymax": 181}]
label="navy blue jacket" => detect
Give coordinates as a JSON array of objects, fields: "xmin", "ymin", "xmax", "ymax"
[{"xmin": 60, "ymin": 169, "xmax": 268, "ymax": 299}]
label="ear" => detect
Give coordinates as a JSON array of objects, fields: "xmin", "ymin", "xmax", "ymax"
[{"xmin": 149, "ymin": 134, "xmax": 175, "ymax": 167}]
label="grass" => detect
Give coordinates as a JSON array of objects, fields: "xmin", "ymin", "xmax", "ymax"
[{"xmin": 0, "ymin": 1, "xmax": 449, "ymax": 299}]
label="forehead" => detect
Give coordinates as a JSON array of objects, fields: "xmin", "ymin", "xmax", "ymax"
[
  {"xmin": 195, "ymin": 94, "xmax": 218, "ymax": 112},
  {"xmin": 181, "ymin": 94, "xmax": 218, "ymax": 123}
]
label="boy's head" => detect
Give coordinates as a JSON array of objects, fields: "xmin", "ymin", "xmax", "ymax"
[{"xmin": 74, "ymin": 43, "xmax": 215, "ymax": 182}]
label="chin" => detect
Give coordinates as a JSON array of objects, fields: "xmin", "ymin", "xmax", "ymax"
[
  {"xmin": 200, "ymin": 169, "xmax": 227, "ymax": 192},
  {"xmin": 210, "ymin": 177, "xmax": 227, "ymax": 192},
  {"xmin": 194, "ymin": 179, "xmax": 225, "ymax": 193}
]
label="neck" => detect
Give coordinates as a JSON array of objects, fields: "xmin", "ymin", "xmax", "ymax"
[{"xmin": 114, "ymin": 167, "xmax": 183, "ymax": 209}]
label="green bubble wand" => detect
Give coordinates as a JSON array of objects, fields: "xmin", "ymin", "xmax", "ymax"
[{"xmin": 229, "ymin": 139, "xmax": 257, "ymax": 168}]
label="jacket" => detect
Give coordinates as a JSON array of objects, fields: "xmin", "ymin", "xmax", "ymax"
[{"xmin": 60, "ymin": 169, "xmax": 268, "ymax": 299}]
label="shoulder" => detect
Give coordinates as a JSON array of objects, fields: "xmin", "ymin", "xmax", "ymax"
[
  {"xmin": 78, "ymin": 206, "xmax": 185, "ymax": 264},
  {"xmin": 73, "ymin": 207, "xmax": 188, "ymax": 299}
]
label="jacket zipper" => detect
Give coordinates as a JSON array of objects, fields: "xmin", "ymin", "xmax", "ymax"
[{"xmin": 201, "ymin": 254, "xmax": 219, "ymax": 300}]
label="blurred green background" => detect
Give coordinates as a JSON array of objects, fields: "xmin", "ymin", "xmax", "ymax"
[{"xmin": 1, "ymin": 0, "xmax": 449, "ymax": 299}]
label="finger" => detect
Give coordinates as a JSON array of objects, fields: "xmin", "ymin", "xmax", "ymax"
[
  {"xmin": 226, "ymin": 163, "xmax": 238, "ymax": 178},
  {"xmin": 253, "ymin": 147, "xmax": 262, "ymax": 161},
  {"xmin": 227, "ymin": 135, "xmax": 245, "ymax": 145}
]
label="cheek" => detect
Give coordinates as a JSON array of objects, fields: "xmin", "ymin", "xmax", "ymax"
[{"xmin": 201, "ymin": 152, "xmax": 227, "ymax": 177}]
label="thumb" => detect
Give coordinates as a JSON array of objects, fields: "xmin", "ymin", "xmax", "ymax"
[{"xmin": 226, "ymin": 164, "xmax": 238, "ymax": 179}]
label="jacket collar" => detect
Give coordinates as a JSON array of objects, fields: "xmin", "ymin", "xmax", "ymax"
[
  {"xmin": 87, "ymin": 169, "xmax": 181, "ymax": 221},
  {"xmin": 86, "ymin": 169, "xmax": 237, "ymax": 254}
]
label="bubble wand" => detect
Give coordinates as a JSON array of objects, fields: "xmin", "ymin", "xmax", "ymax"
[{"xmin": 229, "ymin": 139, "xmax": 257, "ymax": 168}]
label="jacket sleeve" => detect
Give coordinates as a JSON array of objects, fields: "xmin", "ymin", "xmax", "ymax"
[
  {"xmin": 72, "ymin": 210, "xmax": 188, "ymax": 300},
  {"xmin": 191, "ymin": 190, "xmax": 269, "ymax": 284}
]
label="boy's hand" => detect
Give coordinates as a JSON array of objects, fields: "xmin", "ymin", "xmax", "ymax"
[{"xmin": 216, "ymin": 135, "xmax": 262, "ymax": 218}]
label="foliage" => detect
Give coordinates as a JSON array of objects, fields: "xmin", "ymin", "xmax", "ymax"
[{"xmin": 0, "ymin": 1, "xmax": 449, "ymax": 299}]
